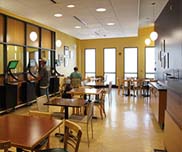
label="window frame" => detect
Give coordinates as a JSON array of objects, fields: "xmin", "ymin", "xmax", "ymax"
[
  {"xmin": 124, "ymin": 47, "xmax": 138, "ymax": 79},
  {"xmin": 84, "ymin": 48, "xmax": 96, "ymax": 78},
  {"xmin": 145, "ymin": 46, "xmax": 156, "ymax": 79},
  {"xmin": 103, "ymin": 47, "xmax": 116, "ymax": 84}
]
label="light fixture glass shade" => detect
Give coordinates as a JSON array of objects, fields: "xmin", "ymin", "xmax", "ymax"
[
  {"xmin": 56, "ymin": 40, "xmax": 62, "ymax": 47},
  {"xmin": 29, "ymin": 31, "xmax": 37, "ymax": 42},
  {"xmin": 150, "ymin": 31, "xmax": 158, "ymax": 41},
  {"xmin": 145, "ymin": 38, "xmax": 151, "ymax": 46}
]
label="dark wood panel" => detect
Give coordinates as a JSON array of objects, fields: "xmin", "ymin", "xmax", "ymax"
[
  {"xmin": 7, "ymin": 17, "xmax": 24, "ymax": 45},
  {"xmin": 41, "ymin": 29, "xmax": 51, "ymax": 49},
  {"xmin": 155, "ymin": 0, "xmax": 182, "ymax": 79},
  {"xmin": 0, "ymin": 15, "xmax": 4, "ymax": 42}
]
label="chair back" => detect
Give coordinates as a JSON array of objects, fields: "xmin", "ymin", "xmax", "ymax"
[
  {"xmin": 71, "ymin": 78, "xmax": 81, "ymax": 88},
  {"xmin": 64, "ymin": 120, "xmax": 82, "ymax": 152},
  {"xmin": 0, "ymin": 141, "xmax": 11, "ymax": 152},
  {"xmin": 29, "ymin": 110, "xmax": 52, "ymax": 118},
  {"xmin": 37, "ymin": 95, "xmax": 49, "ymax": 112}
]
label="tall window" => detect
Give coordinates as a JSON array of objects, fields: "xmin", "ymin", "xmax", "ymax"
[
  {"xmin": 145, "ymin": 47, "xmax": 155, "ymax": 78},
  {"xmin": 104, "ymin": 48, "xmax": 116, "ymax": 84},
  {"xmin": 85, "ymin": 49, "xmax": 96, "ymax": 78},
  {"xmin": 124, "ymin": 48, "xmax": 138, "ymax": 78}
]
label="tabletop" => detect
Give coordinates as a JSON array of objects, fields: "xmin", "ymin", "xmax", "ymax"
[
  {"xmin": 84, "ymin": 81, "xmax": 108, "ymax": 88},
  {"xmin": 0, "ymin": 114, "xmax": 62, "ymax": 151},
  {"xmin": 44, "ymin": 97, "xmax": 88, "ymax": 119},
  {"xmin": 67, "ymin": 87, "xmax": 103, "ymax": 95},
  {"xmin": 45, "ymin": 97, "xmax": 87, "ymax": 108}
]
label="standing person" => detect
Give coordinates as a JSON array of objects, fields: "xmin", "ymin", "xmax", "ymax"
[
  {"xmin": 39, "ymin": 58, "xmax": 49, "ymax": 96},
  {"xmin": 70, "ymin": 66, "xmax": 82, "ymax": 88}
]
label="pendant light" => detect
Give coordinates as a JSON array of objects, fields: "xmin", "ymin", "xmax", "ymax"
[
  {"xmin": 150, "ymin": 2, "xmax": 158, "ymax": 41},
  {"xmin": 145, "ymin": 38, "xmax": 151, "ymax": 46}
]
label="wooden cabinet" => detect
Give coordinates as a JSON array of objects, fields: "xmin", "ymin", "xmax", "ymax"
[
  {"xmin": 164, "ymin": 111, "xmax": 182, "ymax": 152},
  {"xmin": 164, "ymin": 80, "xmax": 182, "ymax": 152},
  {"xmin": 150, "ymin": 82, "xmax": 167, "ymax": 128}
]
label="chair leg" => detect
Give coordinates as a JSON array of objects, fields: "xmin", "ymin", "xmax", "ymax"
[
  {"xmin": 91, "ymin": 119, "xmax": 93, "ymax": 139},
  {"xmin": 87, "ymin": 123, "xmax": 90, "ymax": 147},
  {"xmin": 99, "ymin": 105, "xmax": 103, "ymax": 119},
  {"xmin": 102, "ymin": 103, "xmax": 106, "ymax": 118}
]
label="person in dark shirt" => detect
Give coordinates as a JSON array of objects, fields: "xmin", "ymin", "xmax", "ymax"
[{"xmin": 39, "ymin": 58, "xmax": 49, "ymax": 96}]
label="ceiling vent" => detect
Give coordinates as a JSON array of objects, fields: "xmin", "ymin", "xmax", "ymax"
[
  {"xmin": 50, "ymin": 0, "xmax": 57, "ymax": 4},
  {"xmin": 73, "ymin": 16, "xmax": 88, "ymax": 27}
]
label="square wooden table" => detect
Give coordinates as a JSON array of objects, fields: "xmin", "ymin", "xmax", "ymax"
[
  {"xmin": 44, "ymin": 98, "xmax": 88, "ymax": 119},
  {"xmin": 67, "ymin": 88, "xmax": 103, "ymax": 96},
  {"xmin": 0, "ymin": 114, "xmax": 62, "ymax": 151}
]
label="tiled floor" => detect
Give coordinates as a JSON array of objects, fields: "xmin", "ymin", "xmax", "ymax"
[{"xmin": 5, "ymin": 89, "xmax": 165, "ymax": 152}]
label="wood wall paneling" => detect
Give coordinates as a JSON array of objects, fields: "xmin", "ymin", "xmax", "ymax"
[
  {"xmin": 156, "ymin": 0, "xmax": 182, "ymax": 79},
  {"xmin": 164, "ymin": 111, "xmax": 182, "ymax": 152},
  {"xmin": 0, "ymin": 44, "xmax": 3, "ymax": 74},
  {"xmin": 27, "ymin": 24, "xmax": 39, "ymax": 47},
  {"xmin": 41, "ymin": 29, "xmax": 51, "ymax": 49},
  {"xmin": 7, "ymin": 18, "xmax": 24, "ymax": 45},
  {"xmin": 0, "ymin": 15, "xmax": 4, "ymax": 42}
]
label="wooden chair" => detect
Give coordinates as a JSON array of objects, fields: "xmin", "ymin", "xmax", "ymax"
[
  {"xmin": 107, "ymin": 81, "xmax": 112, "ymax": 101},
  {"xmin": 71, "ymin": 78, "xmax": 81, "ymax": 88},
  {"xmin": 94, "ymin": 90, "xmax": 106, "ymax": 119},
  {"xmin": 121, "ymin": 79, "xmax": 131, "ymax": 96},
  {"xmin": 69, "ymin": 102, "xmax": 94, "ymax": 147},
  {"xmin": 130, "ymin": 79, "xmax": 141, "ymax": 96},
  {"xmin": 39, "ymin": 120, "xmax": 82, "ymax": 152},
  {"xmin": 37, "ymin": 95, "xmax": 64, "ymax": 120},
  {"xmin": 0, "ymin": 140, "xmax": 11, "ymax": 152}
]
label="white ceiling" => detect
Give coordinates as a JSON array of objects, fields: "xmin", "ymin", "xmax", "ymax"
[{"xmin": 0, "ymin": 0, "xmax": 168, "ymax": 40}]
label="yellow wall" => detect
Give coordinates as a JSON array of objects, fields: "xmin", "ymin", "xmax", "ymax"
[
  {"xmin": 55, "ymin": 31, "xmax": 79, "ymax": 76},
  {"xmin": 79, "ymin": 27, "xmax": 155, "ymax": 80}
]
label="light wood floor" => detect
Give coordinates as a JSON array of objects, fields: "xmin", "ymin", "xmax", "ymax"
[{"xmin": 5, "ymin": 89, "xmax": 164, "ymax": 152}]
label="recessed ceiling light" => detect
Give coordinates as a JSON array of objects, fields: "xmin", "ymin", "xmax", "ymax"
[
  {"xmin": 107, "ymin": 22, "xmax": 115, "ymax": 26},
  {"xmin": 54, "ymin": 13, "xmax": 63, "ymax": 17},
  {"xmin": 67, "ymin": 4, "xmax": 75, "ymax": 8},
  {"xmin": 74, "ymin": 26, "xmax": 81, "ymax": 29},
  {"xmin": 96, "ymin": 8, "xmax": 106, "ymax": 12}
]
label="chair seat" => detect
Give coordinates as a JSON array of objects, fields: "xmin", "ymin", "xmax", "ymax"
[{"xmin": 40, "ymin": 148, "xmax": 68, "ymax": 152}]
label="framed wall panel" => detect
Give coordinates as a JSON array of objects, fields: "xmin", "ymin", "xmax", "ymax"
[
  {"xmin": 0, "ymin": 44, "xmax": 3, "ymax": 74},
  {"xmin": 0, "ymin": 15, "xmax": 4, "ymax": 42},
  {"xmin": 41, "ymin": 29, "xmax": 51, "ymax": 49},
  {"xmin": 7, "ymin": 18, "xmax": 24, "ymax": 45}
]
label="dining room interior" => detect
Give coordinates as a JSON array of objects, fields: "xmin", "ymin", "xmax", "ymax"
[{"xmin": 0, "ymin": 0, "xmax": 182, "ymax": 152}]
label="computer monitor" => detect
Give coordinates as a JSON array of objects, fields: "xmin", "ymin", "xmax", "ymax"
[
  {"xmin": 7, "ymin": 60, "xmax": 19, "ymax": 70},
  {"xmin": 29, "ymin": 59, "xmax": 36, "ymax": 67}
]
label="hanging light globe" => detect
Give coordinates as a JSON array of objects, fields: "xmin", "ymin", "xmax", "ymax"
[
  {"xmin": 150, "ymin": 31, "xmax": 158, "ymax": 41},
  {"xmin": 145, "ymin": 38, "xmax": 151, "ymax": 46}
]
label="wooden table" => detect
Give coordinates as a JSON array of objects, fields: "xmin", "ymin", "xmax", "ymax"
[
  {"xmin": 0, "ymin": 114, "xmax": 62, "ymax": 151},
  {"xmin": 67, "ymin": 88, "xmax": 103, "ymax": 96},
  {"xmin": 84, "ymin": 81, "xmax": 108, "ymax": 88},
  {"xmin": 44, "ymin": 98, "xmax": 88, "ymax": 119}
]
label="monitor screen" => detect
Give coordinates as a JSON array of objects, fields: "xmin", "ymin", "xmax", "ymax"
[
  {"xmin": 8, "ymin": 60, "xmax": 19, "ymax": 69},
  {"xmin": 29, "ymin": 59, "xmax": 36, "ymax": 67}
]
